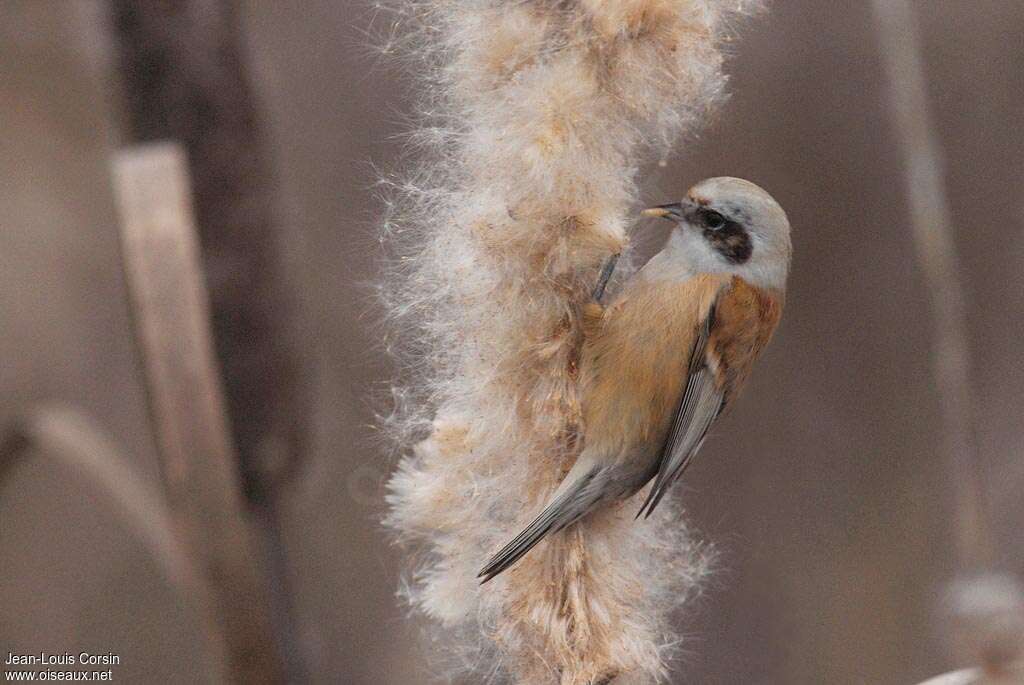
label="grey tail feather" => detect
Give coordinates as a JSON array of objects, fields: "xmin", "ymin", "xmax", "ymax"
[{"xmin": 478, "ymin": 468, "xmax": 599, "ymax": 584}]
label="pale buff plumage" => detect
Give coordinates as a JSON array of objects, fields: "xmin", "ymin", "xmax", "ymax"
[
  {"xmin": 582, "ymin": 272, "xmax": 782, "ymax": 457},
  {"xmin": 581, "ymin": 275, "xmax": 726, "ymax": 458}
]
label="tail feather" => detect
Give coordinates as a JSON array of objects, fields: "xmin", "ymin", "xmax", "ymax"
[{"xmin": 478, "ymin": 466, "xmax": 603, "ymax": 583}]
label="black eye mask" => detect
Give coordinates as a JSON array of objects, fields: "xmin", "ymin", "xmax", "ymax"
[{"xmin": 697, "ymin": 208, "xmax": 752, "ymax": 264}]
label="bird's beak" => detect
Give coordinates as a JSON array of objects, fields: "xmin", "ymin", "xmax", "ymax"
[{"xmin": 641, "ymin": 202, "xmax": 686, "ymax": 221}]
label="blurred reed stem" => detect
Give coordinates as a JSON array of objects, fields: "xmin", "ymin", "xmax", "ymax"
[
  {"xmin": 110, "ymin": 3, "xmax": 309, "ymax": 681},
  {"xmin": 872, "ymin": 1, "xmax": 1023, "ymax": 681},
  {"xmin": 870, "ymin": 0, "xmax": 992, "ymax": 572},
  {"xmin": 113, "ymin": 143, "xmax": 284, "ymax": 683},
  {"xmin": 0, "ymin": 406, "xmax": 228, "ymax": 681}
]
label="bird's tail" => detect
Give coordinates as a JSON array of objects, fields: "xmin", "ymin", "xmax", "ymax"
[{"xmin": 478, "ymin": 460, "xmax": 605, "ymax": 584}]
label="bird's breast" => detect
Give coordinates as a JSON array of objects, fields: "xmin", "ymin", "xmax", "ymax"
[{"xmin": 579, "ymin": 274, "xmax": 727, "ymax": 457}]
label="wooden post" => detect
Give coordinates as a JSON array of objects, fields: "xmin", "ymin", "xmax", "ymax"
[{"xmin": 111, "ymin": 143, "xmax": 283, "ymax": 684}]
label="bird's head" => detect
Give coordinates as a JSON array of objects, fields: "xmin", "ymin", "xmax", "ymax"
[{"xmin": 642, "ymin": 177, "xmax": 791, "ymax": 293}]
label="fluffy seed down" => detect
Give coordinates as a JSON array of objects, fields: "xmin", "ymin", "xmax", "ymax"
[{"xmin": 380, "ymin": 1, "xmax": 760, "ymax": 682}]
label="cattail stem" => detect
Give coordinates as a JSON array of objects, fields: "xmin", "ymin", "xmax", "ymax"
[
  {"xmin": 872, "ymin": 2, "xmax": 1024, "ymax": 679},
  {"xmin": 871, "ymin": 0, "xmax": 992, "ymax": 581}
]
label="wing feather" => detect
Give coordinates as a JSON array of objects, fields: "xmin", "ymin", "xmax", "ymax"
[{"xmin": 636, "ymin": 303, "xmax": 724, "ymax": 518}]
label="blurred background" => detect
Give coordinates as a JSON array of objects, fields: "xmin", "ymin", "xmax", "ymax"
[{"xmin": 1, "ymin": 1, "xmax": 1022, "ymax": 683}]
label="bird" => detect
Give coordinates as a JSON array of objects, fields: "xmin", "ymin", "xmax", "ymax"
[{"xmin": 478, "ymin": 177, "xmax": 791, "ymax": 583}]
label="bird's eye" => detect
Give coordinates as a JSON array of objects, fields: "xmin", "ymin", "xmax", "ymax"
[{"xmin": 702, "ymin": 210, "xmax": 726, "ymax": 230}]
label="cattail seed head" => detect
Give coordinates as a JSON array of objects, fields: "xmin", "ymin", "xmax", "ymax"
[{"xmin": 380, "ymin": 1, "xmax": 760, "ymax": 681}]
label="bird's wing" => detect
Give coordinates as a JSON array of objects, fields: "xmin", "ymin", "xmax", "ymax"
[
  {"xmin": 637, "ymin": 277, "xmax": 782, "ymax": 518},
  {"xmin": 636, "ymin": 301, "xmax": 723, "ymax": 518}
]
